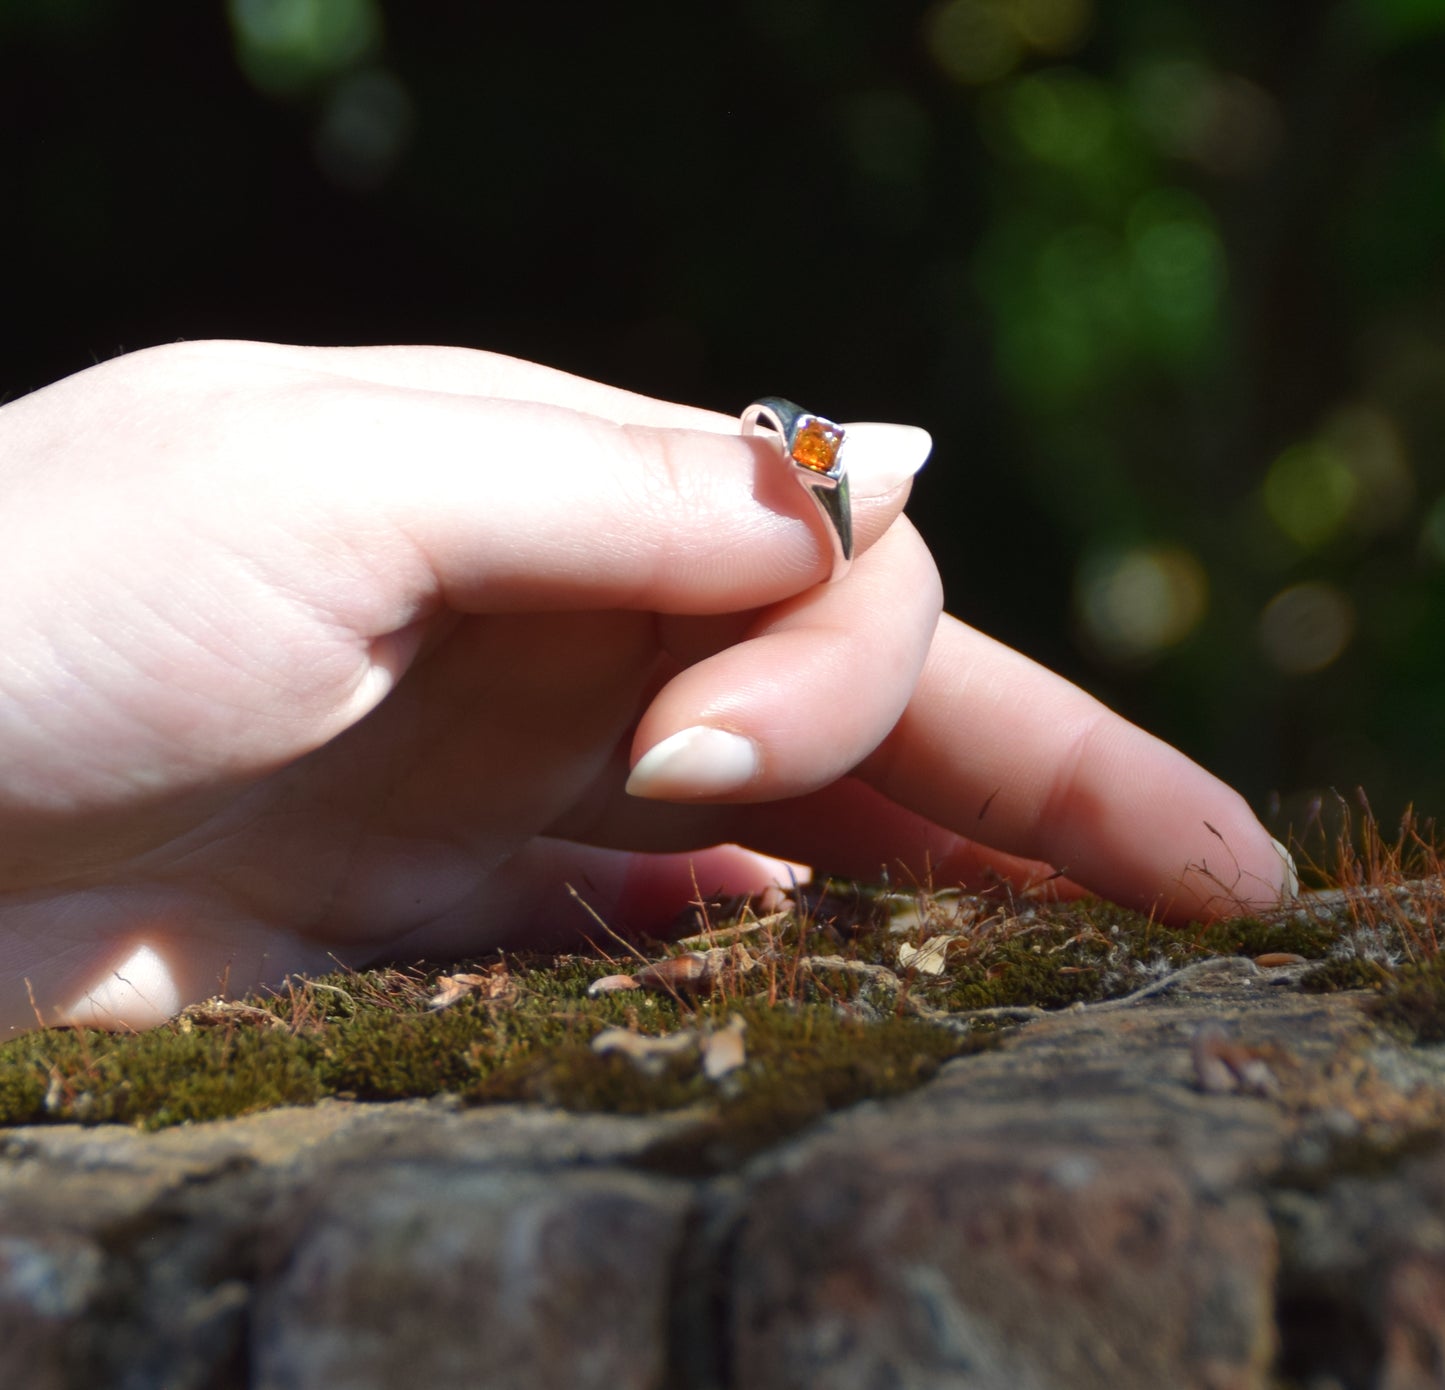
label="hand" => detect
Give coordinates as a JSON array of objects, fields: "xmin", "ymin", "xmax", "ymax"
[{"xmin": 0, "ymin": 341, "xmax": 1294, "ymax": 1033}]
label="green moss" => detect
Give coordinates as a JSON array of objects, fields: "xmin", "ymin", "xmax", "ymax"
[
  {"xmin": 472, "ymin": 1038, "xmax": 707, "ymax": 1115},
  {"xmin": 908, "ymin": 898, "xmax": 1186, "ymax": 1014},
  {"xmin": 0, "ymin": 877, "xmax": 1435, "ymax": 1150},
  {"xmin": 3, "ymin": 1026, "xmax": 322, "ymax": 1130},
  {"xmin": 626, "ymin": 1002, "xmax": 986, "ymax": 1175},
  {"xmin": 1368, "ymin": 956, "xmax": 1445, "ymax": 1043},
  {"xmin": 315, "ymin": 1009, "xmax": 503, "ymax": 1100},
  {"xmin": 1298, "ymin": 957, "xmax": 1394, "ymax": 995},
  {"xmin": 1193, "ymin": 913, "xmax": 1338, "ymax": 961}
]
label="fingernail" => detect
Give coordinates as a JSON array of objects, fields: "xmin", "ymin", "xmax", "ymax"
[
  {"xmin": 1269, "ymin": 836, "xmax": 1300, "ymax": 899},
  {"xmin": 626, "ymin": 726, "xmax": 760, "ymax": 800},
  {"xmin": 841, "ymin": 423, "xmax": 932, "ymax": 498}
]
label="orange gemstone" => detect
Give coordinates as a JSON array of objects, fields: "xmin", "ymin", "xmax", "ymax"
[{"xmin": 791, "ymin": 418, "xmax": 843, "ymax": 474}]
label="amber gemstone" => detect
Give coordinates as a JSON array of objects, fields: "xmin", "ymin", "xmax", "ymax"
[{"xmin": 791, "ymin": 417, "xmax": 844, "ymax": 474}]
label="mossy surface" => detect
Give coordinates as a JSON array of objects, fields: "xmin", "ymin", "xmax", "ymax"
[
  {"xmin": 0, "ymin": 947, "xmax": 979, "ymax": 1159},
  {"xmin": 2, "ymin": 872, "xmax": 1443, "ymax": 1143},
  {"xmin": 1366, "ymin": 955, "xmax": 1445, "ymax": 1043}
]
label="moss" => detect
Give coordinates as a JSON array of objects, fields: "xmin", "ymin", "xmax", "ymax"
[
  {"xmin": 1298, "ymin": 958, "xmax": 1394, "ymax": 995},
  {"xmin": 908, "ymin": 898, "xmax": 1187, "ymax": 1015},
  {"xmin": 0, "ymin": 873, "xmax": 1438, "ymax": 1148},
  {"xmin": 472, "ymin": 1039, "xmax": 708, "ymax": 1114},
  {"xmin": 1193, "ymin": 914, "xmax": 1338, "ymax": 961},
  {"xmin": 1270, "ymin": 1125, "xmax": 1445, "ymax": 1193},
  {"xmin": 1368, "ymin": 956, "xmax": 1445, "ymax": 1043},
  {"xmin": 0, "ymin": 1055, "xmax": 48, "ymax": 1122},
  {"xmin": 627, "ymin": 1002, "xmax": 987, "ymax": 1175},
  {"xmin": 315, "ymin": 1009, "xmax": 504, "ymax": 1100},
  {"xmin": 3, "ymin": 1027, "xmax": 322, "ymax": 1130}
]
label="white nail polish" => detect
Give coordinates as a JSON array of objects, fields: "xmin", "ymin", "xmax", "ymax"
[
  {"xmin": 839, "ymin": 423, "xmax": 933, "ymax": 498},
  {"xmin": 1269, "ymin": 836, "xmax": 1300, "ymax": 899},
  {"xmin": 626, "ymin": 726, "xmax": 760, "ymax": 800}
]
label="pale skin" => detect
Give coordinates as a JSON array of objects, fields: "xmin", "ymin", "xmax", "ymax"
[{"xmin": 0, "ymin": 340, "xmax": 1295, "ymax": 1035}]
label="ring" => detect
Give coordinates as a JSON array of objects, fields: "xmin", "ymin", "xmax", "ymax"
[{"xmin": 740, "ymin": 396, "xmax": 852, "ymax": 583}]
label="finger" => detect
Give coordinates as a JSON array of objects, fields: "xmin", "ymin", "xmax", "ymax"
[
  {"xmin": 357, "ymin": 838, "xmax": 810, "ymax": 960},
  {"xmin": 354, "ymin": 409, "xmax": 930, "ymax": 616},
  {"xmin": 735, "ymin": 779, "xmax": 1078, "ymax": 898},
  {"xmin": 545, "ymin": 769, "xmax": 1080, "ymax": 904},
  {"xmin": 854, "ymin": 614, "xmax": 1295, "ymax": 921},
  {"xmin": 71, "ymin": 346, "xmax": 932, "ymax": 618},
  {"xmin": 172, "ymin": 340, "xmax": 733, "ymax": 431},
  {"xmin": 623, "ymin": 519, "xmax": 942, "ymax": 803}
]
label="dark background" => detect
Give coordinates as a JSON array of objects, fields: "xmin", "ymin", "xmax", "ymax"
[{"xmin": 5, "ymin": 0, "xmax": 1445, "ymax": 836}]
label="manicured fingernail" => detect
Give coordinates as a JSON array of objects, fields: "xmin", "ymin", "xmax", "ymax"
[
  {"xmin": 1269, "ymin": 836, "xmax": 1300, "ymax": 899},
  {"xmin": 626, "ymin": 726, "xmax": 760, "ymax": 800},
  {"xmin": 841, "ymin": 423, "xmax": 932, "ymax": 498}
]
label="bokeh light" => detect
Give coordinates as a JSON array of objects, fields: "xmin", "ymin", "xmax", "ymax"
[
  {"xmin": 1125, "ymin": 189, "xmax": 1225, "ymax": 353},
  {"xmin": 1258, "ymin": 583, "xmax": 1356, "ymax": 675},
  {"xmin": 924, "ymin": 0, "xmax": 1091, "ymax": 86},
  {"xmin": 925, "ymin": 0, "xmax": 1024, "ymax": 86},
  {"xmin": 1262, "ymin": 406, "xmax": 1412, "ymax": 550},
  {"xmin": 1012, "ymin": 0, "xmax": 1092, "ymax": 52},
  {"xmin": 1321, "ymin": 405, "xmax": 1414, "ymax": 537},
  {"xmin": 312, "ymin": 67, "xmax": 413, "ymax": 191},
  {"xmin": 1007, "ymin": 68, "xmax": 1114, "ymax": 168},
  {"xmin": 837, "ymin": 90, "xmax": 934, "ymax": 231},
  {"xmin": 1076, "ymin": 544, "xmax": 1209, "ymax": 666},
  {"xmin": 226, "ymin": 0, "xmax": 381, "ymax": 94},
  {"xmin": 1129, "ymin": 59, "xmax": 1281, "ymax": 175},
  {"xmin": 1263, "ymin": 442, "xmax": 1359, "ymax": 550}
]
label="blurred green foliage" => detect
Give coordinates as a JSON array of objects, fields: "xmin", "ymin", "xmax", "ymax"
[{"xmin": 4, "ymin": 0, "xmax": 1445, "ymax": 829}]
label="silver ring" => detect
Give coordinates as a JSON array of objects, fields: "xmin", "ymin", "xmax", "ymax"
[{"xmin": 740, "ymin": 396, "xmax": 852, "ymax": 583}]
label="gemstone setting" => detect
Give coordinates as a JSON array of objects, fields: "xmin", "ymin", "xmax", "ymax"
[{"xmin": 791, "ymin": 417, "xmax": 845, "ymax": 475}]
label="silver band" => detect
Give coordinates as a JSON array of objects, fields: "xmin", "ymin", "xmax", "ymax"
[{"xmin": 740, "ymin": 396, "xmax": 853, "ymax": 583}]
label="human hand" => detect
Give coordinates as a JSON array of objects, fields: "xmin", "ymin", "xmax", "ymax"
[{"xmin": 0, "ymin": 341, "xmax": 1294, "ymax": 1033}]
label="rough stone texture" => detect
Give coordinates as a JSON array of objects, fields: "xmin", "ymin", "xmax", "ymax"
[
  {"xmin": 253, "ymin": 1165, "xmax": 690, "ymax": 1390},
  {"xmin": 5, "ymin": 968, "xmax": 1445, "ymax": 1387}
]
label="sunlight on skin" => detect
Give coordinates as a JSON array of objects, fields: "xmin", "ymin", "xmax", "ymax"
[
  {"xmin": 0, "ymin": 846, "xmax": 813, "ymax": 1036},
  {"xmin": 60, "ymin": 942, "xmax": 183, "ymax": 1031}
]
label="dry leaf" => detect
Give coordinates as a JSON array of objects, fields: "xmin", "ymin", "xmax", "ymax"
[
  {"xmin": 897, "ymin": 936, "xmax": 953, "ymax": 975},
  {"xmin": 427, "ymin": 967, "xmax": 514, "ymax": 1012},
  {"xmin": 700, "ymin": 1015, "xmax": 747, "ymax": 1081},
  {"xmin": 591, "ymin": 1027, "xmax": 698, "ymax": 1075},
  {"xmin": 632, "ymin": 952, "xmax": 712, "ymax": 992},
  {"xmin": 178, "ymin": 999, "xmax": 289, "ymax": 1031},
  {"xmin": 587, "ymin": 950, "xmax": 716, "ymax": 998}
]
